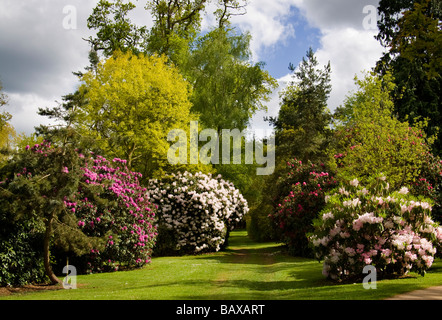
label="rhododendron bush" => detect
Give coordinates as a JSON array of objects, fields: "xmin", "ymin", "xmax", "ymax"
[
  {"xmin": 412, "ymin": 153, "xmax": 442, "ymax": 224},
  {"xmin": 147, "ymin": 172, "xmax": 248, "ymax": 255},
  {"xmin": 71, "ymin": 155, "xmax": 158, "ymax": 273},
  {"xmin": 1, "ymin": 140, "xmax": 158, "ymax": 284},
  {"xmin": 309, "ymin": 175, "xmax": 442, "ymax": 281},
  {"xmin": 268, "ymin": 159, "xmax": 338, "ymax": 257}
]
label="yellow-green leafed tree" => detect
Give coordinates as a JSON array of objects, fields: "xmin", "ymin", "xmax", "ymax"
[
  {"xmin": 78, "ymin": 50, "xmax": 197, "ymax": 178},
  {"xmin": 330, "ymin": 72, "xmax": 434, "ymax": 190}
]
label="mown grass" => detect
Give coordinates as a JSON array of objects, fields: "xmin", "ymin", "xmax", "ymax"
[{"xmin": 2, "ymin": 230, "xmax": 442, "ymax": 300}]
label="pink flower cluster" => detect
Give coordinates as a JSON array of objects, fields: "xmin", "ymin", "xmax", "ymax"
[
  {"xmin": 269, "ymin": 159, "xmax": 338, "ymax": 256},
  {"xmin": 65, "ymin": 154, "xmax": 158, "ymax": 273},
  {"xmin": 310, "ymin": 175, "xmax": 442, "ymax": 281},
  {"xmin": 352, "ymin": 212, "xmax": 384, "ymax": 231}
]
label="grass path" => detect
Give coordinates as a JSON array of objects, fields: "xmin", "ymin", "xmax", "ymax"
[{"xmin": 2, "ymin": 230, "xmax": 442, "ymax": 300}]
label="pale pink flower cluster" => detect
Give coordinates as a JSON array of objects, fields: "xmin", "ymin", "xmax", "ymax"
[
  {"xmin": 390, "ymin": 227, "xmax": 436, "ymax": 269},
  {"xmin": 352, "ymin": 212, "xmax": 383, "ymax": 231},
  {"xmin": 343, "ymin": 198, "xmax": 361, "ymax": 208},
  {"xmin": 310, "ymin": 176, "xmax": 442, "ymax": 281}
]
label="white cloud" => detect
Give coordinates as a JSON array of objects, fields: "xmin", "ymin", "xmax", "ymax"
[
  {"xmin": 0, "ymin": 0, "xmax": 96, "ymax": 134},
  {"xmin": 1, "ymin": 0, "xmax": 386, "ymax": 138},
  {"xmin": 315, "ymin": 27, "xmax": 385, "ymax": 111},
  {"xmin": 4, "ymin": 93, "xmax": 57, "ymax": 135},
  {"xmin": 295, "ymin": 0, "xmax": 380, "ymax": 31},
  {"xmin": 228, "ymin": 0, "xmax": 302, "ymax": 60},
  {"xmin": 248, "ymin": 0, "xmax": 385, "ymax": 135}
]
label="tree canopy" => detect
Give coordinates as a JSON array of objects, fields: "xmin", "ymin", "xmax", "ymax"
[
  {"xmin": 77, "ymin": 50, "xmax": 196, "ymax": 177},
  {"xmin": 329, "ymin": 72, "xmax": 432, "ymax": 189},
  {"xmin": 376, "ymin": 0, "xmax": 442, "ymax": 156},
  {"xmin": 186, "ymin": 27, "xmax": 277, "ymax": 133},
  {"xmin": 269, "ymin": 48, "xmax": 332, "ymax": 163}
]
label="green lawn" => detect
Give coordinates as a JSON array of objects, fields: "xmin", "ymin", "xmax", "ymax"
[{"xmin": 2, "ymin": 230, "xmax": 442, "ymax": 300}]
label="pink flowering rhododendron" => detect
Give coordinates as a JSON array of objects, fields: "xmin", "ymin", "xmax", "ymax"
[
  {"xmin": 309, "ymin": 175, "xmax": 442, "ymax": 281},
  {"xmin": 269, "ymin": 159, "xmax": 338, "ymax": 256},
  {"xmin": 67, "ymin": 155, "xmax": 158, "ymax": 273}
]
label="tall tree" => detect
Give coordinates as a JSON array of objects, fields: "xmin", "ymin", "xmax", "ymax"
[
  {"xmin": 76, "ymin": 50, "xmax": 197, "ymax": 177},
  {"xmin": 85, "ymin": 0, "xmax": 148, "ymax": 59},
  {"xmin": 329, "ymin": 72, "xmax": 432, "ymax": 189},
  {"xmin": 0, "ymin": 138, "xmax": 86, "ymax": 284},
  {"xmin": 254, "ymin": 49, "xmax": 331, "ymax": 243},
  {"xmin": 145, "ymin": 0, "xmax": 208, "ymax": 65},
  {"xmin": 375, "ymin": 0, "xmax": 442, "ymax": 155},
  {"xmin": 269, "ymin": 48, "xmax": 332, "ymax": 163},
  {"xmin": 186, "ymin": 27, "xmax": 277, "ymax": 133}
]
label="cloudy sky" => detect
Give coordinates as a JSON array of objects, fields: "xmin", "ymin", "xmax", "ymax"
[{"xmin": 0, "ymin": 0, "xmax": 385, "ymax": 136}]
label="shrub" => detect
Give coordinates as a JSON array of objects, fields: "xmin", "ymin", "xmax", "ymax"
[
  {"xmin": 268, "ymin": 159, "xmax": 338, "ymax": 256},
  {"xmin": 147, "ymin": 171, "xmax": 248, "ymax": 255},
  {"xmin": 329, "ymin": 72, "xmax": 432, "ymax": 191},
  {"xmin": 412, "ymin": 153, "xmax": 442, "ymax": 224},
  {"xmin": 0, "ymin": 140, "xmax": 89, "ymax": 284},
  {"xmin": 309, "ymin": 175, "xmax": 442, "ymax": 281},
  {"xmin": 1, "ymin": 140, "xmax": 158, "ymax": 282},
  {"xmin": 0, "ymin": 217, "xmax": 47, "ymax": 287},
  {"xmin": 70, "ymin": 155, "xmax": 158, "ymax": 273}
]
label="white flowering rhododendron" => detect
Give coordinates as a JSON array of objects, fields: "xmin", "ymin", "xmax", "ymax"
[
  {"xmin": 309, "ymin": 174, "xmax": 442, "ymax": 281},
  {"xmin": 147, "ymin": 172, "xmax": 248, "ymax": 254}
]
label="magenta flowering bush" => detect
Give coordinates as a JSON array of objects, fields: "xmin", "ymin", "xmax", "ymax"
[
  {"xmin": 268, "ymin": 159, "xmax": 338, "ymax": 257},
  {"xmin": 0, "ymin": 139, "xmax": 158, "ymax": 283},
  {"xmin": 68, "ymin": 155, "xmax": 158, "ymax": 273},
  {"xmin": 412, "ymin": 153, "xmax": 442, "ymax": 224},
  {"xmin": 147, "ymin": 171, "xmax": 248, "ymax": 255},
  {"xmin": 309, "ymin": 174, "xmax": 442, "ymax": 281}
]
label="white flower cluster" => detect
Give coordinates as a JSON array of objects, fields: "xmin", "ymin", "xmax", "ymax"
[{"xmin": 147, "ymin": 171, "xmax": 248, "ymax": 254}]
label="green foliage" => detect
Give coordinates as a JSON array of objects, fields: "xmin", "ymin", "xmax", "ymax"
[
  {"xmin": 0, "ymin": 135, "xmax": 159, "ymax": 282},
  {"xmin": 329, "ymin": 72, "xmax": 432, "ymax": 190},
  {"xmin": 0, "ymin": 81, "xmax": 9, "ymax": 129},
  {"xmin": 86, "ymin": 0, "xmax": 148, "ymax": 58},
  {"xmin": 145, "ymin": 0, "xmax": 207, "ymax": 65},
  {"xmin": 0, "ymin": 215, "xmax": 47, "ymax": 287},
  {"xmin": 254, "ymin": 48, "xmax": 332, "ymax": 242},
  {"xmin": 0, "ymin": 139, "xmax": 86, "ymax": 284},
  {"xmin": 0, "ymin": 82, "xmax": 15, "ymax": 167},
  {"xmin": 78, "ymin": 50, "xmax": 196, "ymax": 178},
  {"xmin": 375, "ymin": 0, "xmax": 442, "ymax": 156},
  {"xmin": 185, "ymin": 27, "xmax": 277, "ymax": 133},
  {"xmin": 268, "ymin": 159, "xmax": 338, "ymax": 257},
  {"xmin": 270, "ymin": 47, "xmax": 332, "ymax": 163},
  {"xmin": 391, "ymin": 0, "xmax": 442, "ymax": 79},
  {"xmin": 412, "ymin": 152, "xmax": 442, "ymax": 224}
]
